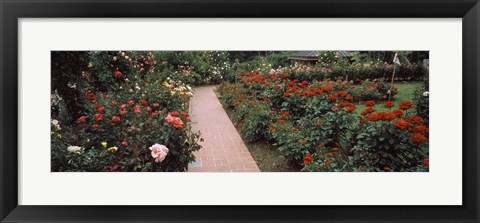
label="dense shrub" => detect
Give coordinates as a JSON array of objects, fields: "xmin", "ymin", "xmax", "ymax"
[
  {"xmin": 51, "ymin": 51, "xmax": 202, "ymax": 172},
  {"xmin": 413, "ymin": 75, "xmax": 429, "ymax": 126},
  {"xmin": 217, "ymin": 66, "xmax": 429, "ymax": 172}
]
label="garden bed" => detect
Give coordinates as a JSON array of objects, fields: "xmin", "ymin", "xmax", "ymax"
[{"xmin": 223, "ymin": 103, "xmax": 300, "ymax": 172}]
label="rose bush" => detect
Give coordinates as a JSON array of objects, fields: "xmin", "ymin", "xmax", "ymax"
[
  {"xmin": 217, "ymin": 65, "xmax": 428, "ymax": 172},
  {"xmin": 51, "ymin": 51, "xmax": 202, "ymax": 172}
]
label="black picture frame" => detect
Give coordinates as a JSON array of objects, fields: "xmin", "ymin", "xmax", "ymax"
[{"xmin": 1, "ymin": 0, "xmax": 479, "ymax": 222}]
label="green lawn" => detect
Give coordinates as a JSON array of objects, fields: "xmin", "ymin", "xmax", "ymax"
[{"xmin": 354, "ymin": 81, "xmax": 422, "ymax": 116}]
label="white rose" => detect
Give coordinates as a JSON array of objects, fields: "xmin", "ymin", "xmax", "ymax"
[
  {"xmin": 67, "ymin": 146, "xmax": 83, "ymax": 154},
  {"xmin": 423, "ymin": 91, "xmax": 429, "ymax": 97}
]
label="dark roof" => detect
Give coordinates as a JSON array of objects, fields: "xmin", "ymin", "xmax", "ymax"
[
  {"xmin": 288, "ymin": 51, "xmax": 353, "ymax": 60},
  {"xmin": 337, "ymin": 51, "xmax": 353, "ymax": 57}
]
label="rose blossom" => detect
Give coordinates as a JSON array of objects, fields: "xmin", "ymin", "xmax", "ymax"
[
  {"xmin": 98, "ymin": 106, "xmax": 106, "ymax": 114},
  {"xmin": 94, "ymin": 113, "xmax": 103, "ymax": 122},
  {"xmin": 134, "ymin": 105, "xmax": 141, "ymax": 113},
  {"xmin": 172, "ymin": 117, "xmax": 184, "ymax": 128},
  {"xmin": 67, "ymin": 146, "xmax": 83, "ymax": 154},
  {"xmin": 149, "ymin": 144, "xmax": 169, "ymax": 163},
  {"xmin": 77, "ymin": 116, "xmax": 86, "ymax": 123},
  {"xmin": 164, "ymin": 114, "xmax": 174, "ymax": 122},
  {"xmin": 112, "ymin": 116, "xmax": 121, "ymax": 125}
]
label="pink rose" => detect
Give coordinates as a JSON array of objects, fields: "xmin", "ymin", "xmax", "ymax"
[
  {"xmin": 149, "ymin": 144, "xmax": 169, "ymax": 163},
  {"xmin": 134, "ymin": 105, "xmax": 141, "ymax": 113},
  {"xmin": 164, "ymin": 114, "xmax": 174, "ymax": 122}
]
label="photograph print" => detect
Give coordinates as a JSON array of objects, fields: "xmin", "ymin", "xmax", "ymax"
[{"xmin": 51, "ymin": 51, "xmax": 429, "ymax": 172}]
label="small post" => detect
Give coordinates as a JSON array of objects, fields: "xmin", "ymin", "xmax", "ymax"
[{"xmin": 388, "ymin": 64, "xmax": 396, "ymax": 101}]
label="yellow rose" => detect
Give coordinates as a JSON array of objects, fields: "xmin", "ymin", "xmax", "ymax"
[
  {"xmin": 101, "ymin": 142, "xmax": 107, "ymax": 148},
  {"xmin": 107, "ymin": 146, "xmax": 118, "ymax": 153}
]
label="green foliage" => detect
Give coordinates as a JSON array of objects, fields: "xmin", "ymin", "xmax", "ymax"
[
  {"xmin": 217, "ymin": 61, "xmax": 429, "ymax": 172},
  {"xmin": 51, "ymin": 51, "xmax": 202, "ymax": 172},
  {"xmin": 413, "ymin": 75, "xmax": 429, "ymax": 126}
]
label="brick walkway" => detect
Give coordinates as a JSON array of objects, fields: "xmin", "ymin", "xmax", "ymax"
[{"xmin": 188, "ymin": 86, "xmax": 260, "ymax": 172}]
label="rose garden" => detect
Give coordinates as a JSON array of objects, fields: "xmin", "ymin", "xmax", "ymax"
[{"xmin": 51, "ymin": 51, "xmax": 429, "ymax": 172}]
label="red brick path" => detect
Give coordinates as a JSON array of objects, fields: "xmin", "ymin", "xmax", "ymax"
[{"xmin": 188, "ymin": 86, "xmax": 260, "ymax": 172}]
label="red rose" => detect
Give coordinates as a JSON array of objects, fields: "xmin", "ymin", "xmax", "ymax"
[
  {"xmin": 394, "ymin": 119, "xmax": 410, "ymax": 129},
  {"xmin": 326, "ymin": 152, "xmax": 333, "ymax": 157},
  {"xmin": 408, "ymin": 116, "xmax": 424, "ymax": 125},
  {"xmin": 365, "ymin": 100, "xmax": 375, "ymax": 107},
  {"xmin": 112, "ymin": 101, "xmax": 118, "ymax": 106},
  {"xmin": 384, "ymin": 167, "xmax": 391, "ymax": 171},
  {"xmin": 115, "ymin": 71, "xmax": 122, "ymax": 78},
  {"xmin": 120, "ymin": 104, "xmax": 127, "ymax": 110},
  {"xmin": 367, "ymin": 113, "xmax": 381, "ymax": 122},
  {"xmin": 328, "ymin": 94, "xmax": 336, "ymax": 101},
  {"xmin": 77, "ymin": 116, "xmax": 86, "ymax": 123},
  {"xmin": 345, "ymin": 105, "xmax": 356, "ymax": 113},
  {"xmin": 112, "ymin": 116, "xmax": 121, "ymax": 125},
  {"xmin": 120, "ymin": 110, "xmax": 127, "ymax": 116},
  {"xmin": 392, "ymin": 109, "xmax": 404, "ymax": 118},
  {"xmin": 384, "ymin": 101, "xmax": 395, "ymax": 108},
  {"xmin": 94, "ymin": 113, "xmax": 103, "ymax": 122},
  {"xmin": 361, "ymin": 107, "xmax": 375, "ymax": 116},
  {"xmin": 359, "ymin": 167, "xmax": 365, "ymax": 171},
  {"xmin": 344, "ymin": 95, "xmax": 353, "ymax": 102},
  {"xmin": 325, "ymin": 160, "xmax": 332, "ymax": 165},
  {"xmin": 360, "ymin": 118, "xmax": 366, "ymax": 124},
  {"xmin": 303, "ymin": 153, "xmax": 313, "ymax": 165},
  {"xmin": 321, "ymin": 86, "xmax": 332, "ymax": 93},
  {"xmin": 399, "ymin": 101, "xmax": 414, "ymax": 110},
  {"xmin": 86, "ymin": 92, "xmax": 96, "ymax": 102},
  {"xmin": 383, "ymin": 112, "xmax": 397, "ymax": 121},
  {"xmin": 121, "ymin": 141, "xmax": 128, "ymax": 147},
  {"xmin": 140, "ymin": 99, "xmax": 148, "ymax": 106},
  {"xmin": 411, "ymin": 133, "xmax": 427, "ymax": 144},
  {"xmin": 413, "ymin": 125, "xmax": 429, "ymax": 135},
  {"xmin": 98, "ymin": 106, "xmax": 106, "ymax": 114},
  {"xmin": 153, "ymin": 103, "xmax": 160, "ymax": 108},
  {"xmin": 91, "ymin": 124, "xmax": 99, "ymax": 129},
  {"xmin": 128, "ymin": 100, "xmax": 135, "ymax": 107}
]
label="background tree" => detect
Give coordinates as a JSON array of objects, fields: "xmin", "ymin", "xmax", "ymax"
[{"xmin": 51, "ymin": 51, "xmax": 89, "ymax": 124}]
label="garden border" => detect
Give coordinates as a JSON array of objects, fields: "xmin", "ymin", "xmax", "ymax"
[{"xmin": 1, "ymin": 0, "xmax": 479, "ymax": 222}]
